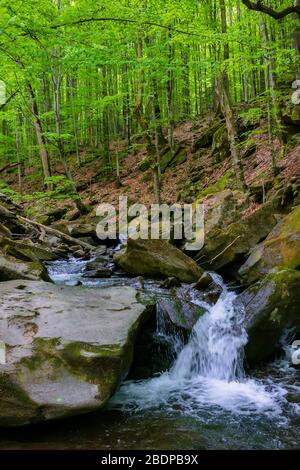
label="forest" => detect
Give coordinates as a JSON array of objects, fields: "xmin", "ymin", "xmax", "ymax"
[{"xmin": 0, "ymin": 0, "xmax": 300, "ymax": 454}]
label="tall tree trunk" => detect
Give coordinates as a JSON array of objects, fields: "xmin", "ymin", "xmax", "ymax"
[
  {"xmin": 27, "ymin": 83, "xmax": 51, "ymax": 188},
  {"xmin": 134, "ymin": 31, "xmax": 161, "ymax": 204},
  {"xmin": 219, "ymin": 0, "xmax": 246, "ymax": 191}
]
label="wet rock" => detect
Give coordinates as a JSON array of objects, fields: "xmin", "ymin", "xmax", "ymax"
[
  {"xmin": 0, "ymin": 281, "xmax": 152, "ymax": 426},
  {"xmin": 50, "ymin": 221, "xmax": 70, "ymax": 235},
  {"xmin": 83, "ymin": 262, "xmax": 111, "ymax": 278},
  {"xmin": 52, "ymin": 244, "xmax": 70, "ymax": 258},
  {"xmin": 160, "ymin": 277, "xmax": 182, "ymax": 289},
  {"xmin": 177, "ymin": 276, "xmax": 222, "ymax": 306},
  {"xmin": 114, "ymin": 238, "xmax": 203, "ymax": 283},
  {"xmin": 70, "ymin": 244, "xmax": 83, "ymax": 252},
  {"xmin": 239, "ymin": 205, "xmax": 300, "ymax": 285},
  {"xmin": 194, "ymin": 272, "xmax": 215, "ymax": 291},
  {"xmin": 73, "ymin": 249, "xmax": 86, "ymax": 259},
  {"xmin": 91, "ymin": 246, "xmax": 107, "ymax": 257},
  {"xmin": 157, "ymin": 297, "xmax": 206, "ymax": 333},
  {"xmin": 235, "ymin": 269, "xmax": 300, "ymax": 365},
  {"xmin": 65, "ymin": 208, "xmax": 81, "ymax": 221}
]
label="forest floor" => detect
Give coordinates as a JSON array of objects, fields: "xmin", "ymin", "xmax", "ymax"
[{"xmin": 5, "ymin": 113, "xmax": 300, "ymax": 215}]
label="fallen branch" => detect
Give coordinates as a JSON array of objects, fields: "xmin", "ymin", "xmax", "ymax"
[
  {"xmin": 208, "ymin": 236, "xmax": 241, "ymax": 264},
  {"xmin": 17, "ymin": 216, "xmax": 95, "ymax": 251}
]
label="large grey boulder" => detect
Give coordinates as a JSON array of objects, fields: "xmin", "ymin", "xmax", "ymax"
[
  {"xmin": 114, "ymin": 238, "xmax": 203, "ymax": 283},
  {"xmin": 0, "ymin": 281, "xmax": 152, "ymax": 426},
  {"xmin": 235, "ymin": 269, "xmax": 300, "ymax": 365},
  {"xmin": 239, "ymin": 205, "xmax": 300, "ymax": 285},
  {"xmin": 193, "ymin": 194, "xmax": 281, "ymax": 271}
]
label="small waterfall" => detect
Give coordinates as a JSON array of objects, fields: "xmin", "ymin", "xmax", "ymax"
[
  {"xmin": 110, "ymin": 273, "xmax": 282, "ymax": 416},
  {"xmin": 171, "ymin": 273, "xmax": 248, "ymax": 382}
]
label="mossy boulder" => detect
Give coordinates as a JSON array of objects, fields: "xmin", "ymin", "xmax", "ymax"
[
  {"xmin": 0, "ymin": 223, "xmax": 11, "ymax": 238},
  {"xmin": 69, "ymin": 223, "xmax": 96, "ymax": 239},
  {"xmin": 235, "ymin": 270, "xmax": 300, "ymax": 365},
  {"xmin": 157, "ymin": 297, "xmax": 206, "ymax": 333},
  {"xmin": 0, "ymin": 251, "xmax": 51, "ymax": 282},
  {"xmin": 282, "ymin": 101, "xmax": 300, "ymax": 127},
  {"xmin": 114, "ymin": 238, "xmax": 203, "ymax": 283},
  {"xmin": 194, "ymin": 195, "xmax": 283, "ymax": 271},
  {"xmin": 239, "ymin": 205, "xmax": 300, "ymax": 284},
  {"xmin": 26, "ymin": 204, "xmax": 69, "ymax": 226},
  {"xmin": 160, "ymin": 147, "xmax": 187, "ymax": 173},
  {"xmin": 184, "ymin": 188, "xmax": 247, "ymax": 255},
  {"xmin": 212, "ymin": 124, "xmax": 230, "ymax": 161},
  {"xmin": 0, "ymin": 238, "xmax": 57, "ymax": 263},
  {"xmin": 0, "ymin": 281, "xmax": 152, "ymax": 426},
  {"xmin": 138, "ymin": 157, "xmax": 151, "ymax": 172},
  {"xmin": 193, "ymin": 119, "xmax": 222, "ymax": 151}
]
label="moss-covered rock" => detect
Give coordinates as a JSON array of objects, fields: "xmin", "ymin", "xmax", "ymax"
[
  {"xmin": 212, "ymin": 124, "xmax": 230, "ymax": 161},
  {"xmin": 69, "ymin": 223, "xmax": 96, "ymax": 239},
  {"xmin": 194, "ymin": 193, "xmax": 283, "ymax": 271},
  {"xmin": 195, "ymin": 172, "xmax": 234, "ymax": 200},
  {"xmin": 193, "ymin": 119, "xmax": 222, "ymax": 151},
  {"xmin": 0, "ymin": 251, "xmax": 51, "ymax": 282},
  {"xmin": 0, "ymin": 223, "xmax": 11, "ymax": 238},
  {"xmin": 239, "ymin": 205, "xmax": 300, "ymax": 284},
  {"xmin": 157, "ymin": 297, "xmax": 206, "ymax": 333},
  {"xmin": 0, "ymin": 281, "xmax": 152, "ymax": 426},
  {"xmin": 138, "ymin": 157, "xmax": 151, "ymax": 172},
  {"xmin": 235, "ymin": 270, "xmax": 300, "ymax": 365},
  {"xmin": 114, "ymin": 238, "xmax": 203, "ymax": 283},
  {"xmin": 0, "ymin": 237, "xmax": 57, "ymax": 262},
  {"xmin": 282, "ymin": 101, "xmax": 300, "ymax": 127}
]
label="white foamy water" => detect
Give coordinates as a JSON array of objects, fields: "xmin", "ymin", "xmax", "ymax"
[
  {"xmin": 110, "ymin": 274, "xmax": 289, "ymax": 418},
  {"xmin": 46, "ymin": 258, "xmax": 87, "ymax": 285}
]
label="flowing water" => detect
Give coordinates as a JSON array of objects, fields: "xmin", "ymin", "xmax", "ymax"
[{"xmin": 1, "ymin": 259, "xmax": 300, "ymax": 450}]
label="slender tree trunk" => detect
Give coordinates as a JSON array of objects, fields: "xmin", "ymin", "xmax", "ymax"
[
  {"xmin": 27, "ymin": 83, "xmax": 51, "ymax": 187},
  {"xmin": 134, "ymin": 31, "xmax": 161, "ymax": 204},
  {"xmin": 219, "ymin": 0, "xmax": 246, "ymax": 191}
]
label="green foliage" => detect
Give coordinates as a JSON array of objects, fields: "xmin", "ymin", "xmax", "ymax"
[{"xmin": 0, "ymin": 0, "xmax": 299, "ymax": 195}]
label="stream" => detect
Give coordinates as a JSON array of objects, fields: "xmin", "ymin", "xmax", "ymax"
[{"xmin": 1, "ymin": 258, "xmax": 300, "ymax": 450}]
